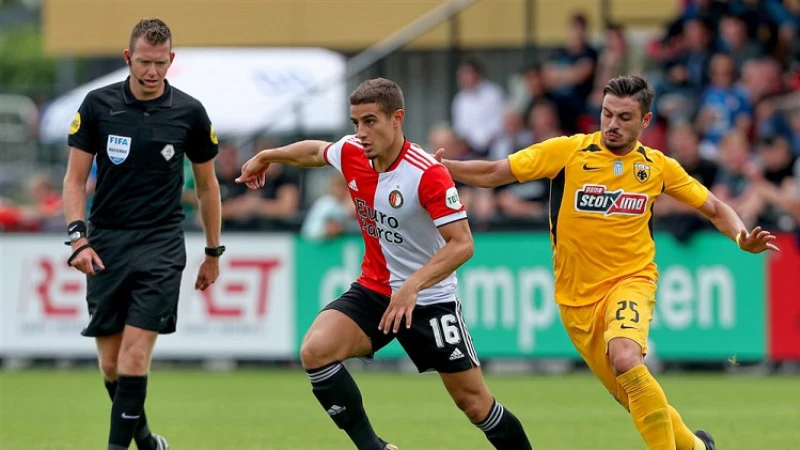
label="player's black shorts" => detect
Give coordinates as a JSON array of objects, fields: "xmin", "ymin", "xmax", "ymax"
[
  {"xmin": 323, "ymin": 282, "xmax": 480, "ymax": 373},
  {"xmin": 81, "ymin": 224, "xmax": 186, "ymax": 337}
]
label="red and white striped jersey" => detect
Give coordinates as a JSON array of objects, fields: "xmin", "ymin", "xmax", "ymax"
[{"xmin": 324, "ymin": 135, "xmax": 467, "ymax": 305}]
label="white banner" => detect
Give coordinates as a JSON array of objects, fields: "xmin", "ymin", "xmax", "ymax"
[
  {"xmin": 0, "ymin": 233, "xmax": 295, "ymax": 358},
  {"xmin": 39, "ymin": 47, "xmax": 347, "ymax": 144}
]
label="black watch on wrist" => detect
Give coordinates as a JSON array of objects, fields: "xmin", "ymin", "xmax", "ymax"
[{"xmin": 205, "ymin": 245, "xmax": 226, "ymax": 257}]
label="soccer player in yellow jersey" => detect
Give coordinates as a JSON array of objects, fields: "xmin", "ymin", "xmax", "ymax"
[{"xmin": 437, "ymin": 76, "xmax": 780, "ymax": 450}]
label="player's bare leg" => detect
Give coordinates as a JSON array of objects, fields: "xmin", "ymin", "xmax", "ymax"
[
  {"xmin": 106, "ymin": 325, "xmax": 159, "ymax": 450},
  {"xmin": 97, "ymin": 333, "xmax": 165, "ymax": 450},
  {"xmin": 440, "ymin": 367, "xmax": 533, "ymax": 449},
  {"xmin": 301, "ymin": 310, "xmax": 393, "ymax": 450}
]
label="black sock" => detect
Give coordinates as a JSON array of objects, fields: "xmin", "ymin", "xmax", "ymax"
[
  {"xmin": 105, "ymin": 380, "xmax": 156, "ymax": 450},
  {"xmin": 108, "ymin": 375, "xmax": 148, "ymax": 450},
  {"xmin": 475, "ymin": 399, "xmax": 533, "ymax": 450},
  {"xmin": 306, "ymin": 362, "xmax": 385, "ymax": 450}
]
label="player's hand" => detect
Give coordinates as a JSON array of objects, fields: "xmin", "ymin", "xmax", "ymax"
[
  {"xmin": 235, "ymin": 152, "xmax": 269, "ymax": 190},
  {"xmin": 737, "ymin": 227, "xmax": 780, "ymax": 253},
  {"xmin": 69, "ymin": 238, "xmax": 105, "ymax": 276},
  {"xmin": 195, "ymin": 256, "xmax": 220, "ymax": 291},
  {"xmin": 379, "ymin": 284, "xmax": 418, "ymax": 334},
  {"xmin": 433, "ymin": 148, "xmax": 445, "ymax": 163}
]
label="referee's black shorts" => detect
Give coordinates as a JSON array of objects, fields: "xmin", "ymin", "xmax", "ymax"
[{"xmin": 81, "ymin": 224, "xmax": 186, "ymax": 337}]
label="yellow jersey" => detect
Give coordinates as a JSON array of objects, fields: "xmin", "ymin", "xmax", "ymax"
[{"xmin": 508, "ymin": 132, "xmax": 709, "ymax": 307}]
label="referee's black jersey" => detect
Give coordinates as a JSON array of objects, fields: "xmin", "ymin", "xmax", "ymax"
[{"xmin": 68, "ymin": 78, "xmax": 218, "ymax": 229}]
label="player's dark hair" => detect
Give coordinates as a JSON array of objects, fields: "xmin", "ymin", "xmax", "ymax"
[
  {"xmin": 129, "ymin": 18, "xmax": 172, "ymax": 52},
  {"xmin": 603, "ymin": 75, "xmax": 654, "ymax": 116},
  {"xmin": 349, "ymin": 78, "xmax": 405, "ymax": 117}
]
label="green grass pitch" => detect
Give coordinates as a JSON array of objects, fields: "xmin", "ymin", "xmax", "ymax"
[{"xmin": 2, "ymin": 369, "xmax": 798, "ymax": 449}]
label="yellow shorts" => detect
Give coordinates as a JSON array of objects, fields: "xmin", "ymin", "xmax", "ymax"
[{"xmin": 558, "ymin": 277, "xmax": 657, "ymax": 407}]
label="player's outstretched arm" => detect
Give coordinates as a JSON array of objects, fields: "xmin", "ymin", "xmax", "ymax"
[
  {"xmin": 378, "ymin": 219, "xmax": 474, "ymax": 334},
  {"xmin": 236, "ymin": 140, "xmax": 329, "ymax": 189},
  {"xmin": 697, "ymin": 191, "xmax": 780, "ymax": 253},
  {"xmin": 434, "ymin": 149, "xmax": 516, "ymax": 188}
]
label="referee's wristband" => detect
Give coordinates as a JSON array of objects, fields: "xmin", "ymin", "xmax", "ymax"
[
  {"xmin": 67, "ymin": 244, "xmax": 92, "ymax": 266},
  {"xmin": 66, "ymin": 220, "xmax": 88, "ymax": 245}
]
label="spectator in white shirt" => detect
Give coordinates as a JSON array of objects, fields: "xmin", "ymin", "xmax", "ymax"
[{"xmin": 451, "ymin": 59, "xmax": 505, "ymax": 158}]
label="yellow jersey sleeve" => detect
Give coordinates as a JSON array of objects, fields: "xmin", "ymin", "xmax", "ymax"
[
  {"xmin": 507, "ymin": 135, "xmax": 573, "ymax": 182},
  {"xmin": 662, "ymin": 156, "xmax": 709, "ymax": 208}
]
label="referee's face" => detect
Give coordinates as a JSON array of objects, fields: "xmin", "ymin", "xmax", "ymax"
[{"xmin": 124, "ymin": 37, "xmax": 174, "ymax": 98}]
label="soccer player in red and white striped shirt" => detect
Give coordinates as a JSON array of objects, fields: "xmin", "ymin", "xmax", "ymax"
[{"xmin": 237, "ymin": 78, "xmax": 533, "ymax": 450}]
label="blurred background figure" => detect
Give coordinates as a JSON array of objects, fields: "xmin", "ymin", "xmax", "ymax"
[
  {"xmin": 300, "ymin": 174, "xmax": 355, "ymax": 242},
  {"xmin": 24, "ymin": 172, "xmax": 63, "ymax": 231},
  {"xmin": 712, "ymin": 130, "xmax": 764, "ymax": 227},
  {"xmin": 451, "ymin": 59, "xmax": 506, "ymax": 158}
]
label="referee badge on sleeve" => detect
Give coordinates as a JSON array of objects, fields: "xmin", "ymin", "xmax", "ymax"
[
  {"xmin": 69, "ymin": 112, "xmax": 81, "ymax": 135},
  {"xmin": 210, "ymin": 123, "xmax": 219, "ymax": 145}
]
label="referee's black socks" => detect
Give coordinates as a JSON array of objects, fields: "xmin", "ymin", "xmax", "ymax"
[
  {"xmin": 474, "ymin": 399, "xmax": 533, "ymax": 450},
  {"xmin": 105, "ymin": 379, "xmax": 156, "ymax": 450},
  {"xmin": 306, "ymin": 362, "xmax": 386, "ymax": 450},
  {"xmin": 107, "ymin": 375, "xmax": 149, "ymax": 450}
]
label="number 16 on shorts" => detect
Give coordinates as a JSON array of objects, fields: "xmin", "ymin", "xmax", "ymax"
[{"xmin": 430, "ymin": 314, "xmax": 461, "ymax": 347}]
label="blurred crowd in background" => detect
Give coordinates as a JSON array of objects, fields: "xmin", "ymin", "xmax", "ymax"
[{"xmin": 1, "ymin": 0, "xmax": 798, "ymax": 244}]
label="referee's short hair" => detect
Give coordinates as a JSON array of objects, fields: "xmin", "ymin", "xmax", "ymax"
[{"xmin": 129, "ymin": 18, "xmax": 172, "ymax": 52}]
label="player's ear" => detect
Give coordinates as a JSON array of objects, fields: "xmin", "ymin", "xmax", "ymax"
[
  {"xmin": 392, "ymin": 109, "xmax": 405, "ymax": 127},
  {"xmin": 124, "ymin": 49, "xmax": 131, "ymax": 65},
  {"xmin": 642, "ymin": 111, "xmax": 653, "ymax": 129},
  {"xmin": 169, "ymin": 51, "xmax": 175, "ymax": 64}
]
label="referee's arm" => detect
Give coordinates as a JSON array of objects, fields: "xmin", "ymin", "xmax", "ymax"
[
  {"xmin": 63, "ymin": 147, "xmax": 104, "ymax": 275},
  {"xmin": 191, "ymin": 160, "xmax": 222, "ymax": 248},
  {"xmin": 63, "ymin": 148, "xmax": 94, "ymax": 230}
]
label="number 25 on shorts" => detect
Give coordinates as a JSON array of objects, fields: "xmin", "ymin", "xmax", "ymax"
[{"xmin": 615, "ymin": 300, "xmax": 639, "ymax": 329}]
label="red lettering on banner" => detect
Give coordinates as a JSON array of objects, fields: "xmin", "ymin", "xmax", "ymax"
[
  {"xmin": 34, "ymin": 259, "xmax": 81, "ymax": 317},
  {"xmin": 768, "ymin": 233, "xmax": 800, "ymax": 361},
  {"xmin": 199, "ymin": 258, "xmax": 281, "ymax": 319}
]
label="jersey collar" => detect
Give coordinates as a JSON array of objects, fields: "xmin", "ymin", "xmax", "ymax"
[
  {"xmin": 369, "ymin": 138, "xmax": 410, "ymax": 173},
  {"xmin": 122, "ymin": 77, "xmax": 174, "ymax": 109},
  {"xmin": 596, "ymin": 134, "xmax": 645, "ymax": 160}
]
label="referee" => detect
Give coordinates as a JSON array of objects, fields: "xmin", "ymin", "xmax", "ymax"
[{"xmin": 62, "ymin": 18, "xmax": 223, "ymax": 450}]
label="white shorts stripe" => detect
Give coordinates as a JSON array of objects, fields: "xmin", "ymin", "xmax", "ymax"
[{"xmin": 455, "ymin": 301, "xmax": 480, "ymax": 367}]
